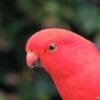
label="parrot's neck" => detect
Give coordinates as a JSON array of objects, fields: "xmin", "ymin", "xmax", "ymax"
[{"xmin": 50, "ymin": 55, "xmax": 100, "ymax": 100}]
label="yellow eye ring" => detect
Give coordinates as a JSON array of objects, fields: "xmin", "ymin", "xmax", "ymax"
[{"xmin": 48, "ymin": 43, "xmax": 57, "ymax": 52}]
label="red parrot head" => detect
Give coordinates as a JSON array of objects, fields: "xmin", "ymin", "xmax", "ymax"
[
  {"xmin": 25, "ymin": 28, "xmax": 100, "ymax": 100},
  {"xmin": 25, "ymin": 28, "xmax": 97, "ymax": 77}
]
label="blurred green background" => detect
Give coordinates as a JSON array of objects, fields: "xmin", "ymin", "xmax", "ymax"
[{"xmin": 0, "ymin": 0, "xmax": 100, "ymax": 100}]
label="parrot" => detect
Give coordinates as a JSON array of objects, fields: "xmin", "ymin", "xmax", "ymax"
[{"xmin": 25, "ymin": 28, "xmax": 100, "ymax": 100}]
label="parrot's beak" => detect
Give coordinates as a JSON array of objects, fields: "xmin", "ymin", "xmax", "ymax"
[{"xmin": 26, "ymin": 51, "xmax": 41, "ymax": 68}]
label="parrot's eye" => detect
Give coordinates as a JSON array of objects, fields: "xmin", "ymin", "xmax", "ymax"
[{"xmin": 48, "ymin": 43, "xmax": 57, "ymax": 52}]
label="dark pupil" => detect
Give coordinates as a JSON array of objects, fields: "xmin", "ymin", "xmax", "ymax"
[{"xmin": 49, "ymin": 45, "xmax": 55, "ymax": 50}]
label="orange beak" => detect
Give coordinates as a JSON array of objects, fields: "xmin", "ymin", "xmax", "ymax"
[{"xmin": 26, "ymin": 51, "xmax": 38, "ymax": 68}]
